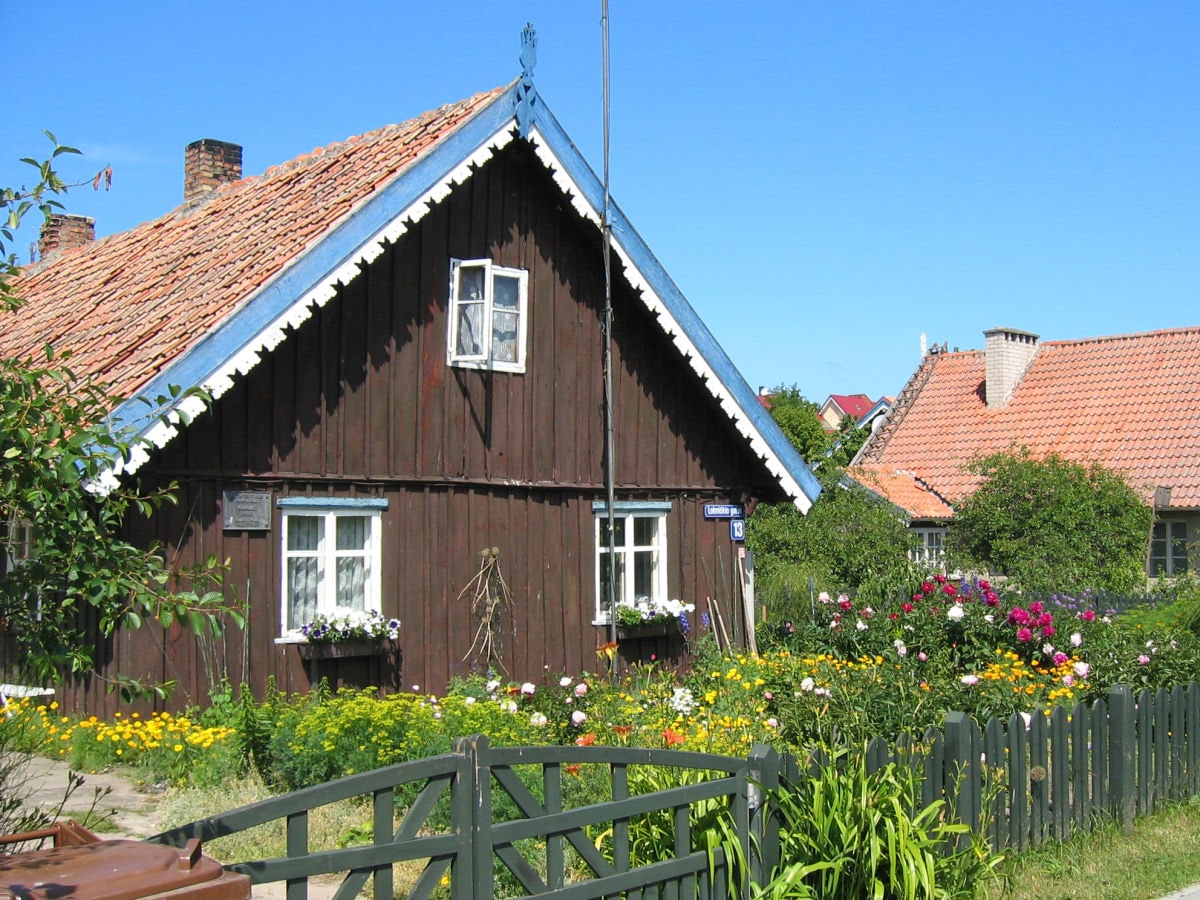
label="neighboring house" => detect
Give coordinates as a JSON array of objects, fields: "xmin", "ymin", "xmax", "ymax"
[
  {"xmin": 851, "ymin": 326, "xmax": 1200, "ymax": 575},
  {"xmin": 2, "ymin": 66, "xmax": 819, "ymax": 713},
  {"xmin": 818, "ymin": 394, "xmax": 872, "ymax": 431}
]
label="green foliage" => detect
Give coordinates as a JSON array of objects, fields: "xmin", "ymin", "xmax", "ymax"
[
  {"xmin": 1, "ymin": 135, "xmax": 239, "ymax": 693},
  {"xmin": 758, "ymin": 752, "xmax": 1002, "ymax": 899},
  {"xmin": 763, "ymin": 385, "xmax": 830, "ymax": 463},
  {"xmin": 754, "ymin": 386, "xmax": 918, "ymax": 610},
  {"xmin": 948, "ymin": 448, "xmax": 1153, "ymax": 593},
  {"xmin": 750, "ymin": 469, "xmax": 919, "ymax": 612},
  {"xmin": 828, "ymin": 415, "xmax": 872, "ymax": 467}
]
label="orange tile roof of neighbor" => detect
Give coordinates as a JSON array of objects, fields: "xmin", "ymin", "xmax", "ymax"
[
  {"xmin": 1, "ymin": 88, "xmax": 505, "ymax": 402},
  {"xmin": 853, "ymin": 327, "xmax": 1200, "ymax": 516}
]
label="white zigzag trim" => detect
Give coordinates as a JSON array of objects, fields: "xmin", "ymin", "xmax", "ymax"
[
  {"xmin": 528, "ymin": 127, "xmax": 810, "ymax": 512},
  {"xmin": 106, "ymin": 125, "xmax": 517, "ymax": 485}
]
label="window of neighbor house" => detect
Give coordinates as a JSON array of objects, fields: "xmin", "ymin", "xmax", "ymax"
[
  {"xmin": 447, "ymin": 259, "xmax": 528, "ymax": 373},
  {"xmin": 593, "ymin": 502, "xmax": 670, "ymax": 624},
  {"xmin": 1, "ymin": 518, "xmax": 34, "ymax": 578},
  {"xmin": 909, "ymin": 527, "xmax": 947, "ymax": 567},
  {"xmin": 1150, "ymin": 520, "xmax": 1189, "ymax": 577},
  {"xmin": 279, "ymin": 500, "xmax": 385, "ymax": 635}
]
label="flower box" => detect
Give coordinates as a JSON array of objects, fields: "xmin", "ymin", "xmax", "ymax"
[
  {"xmin": 296, "ymin": 639, "xmax": 397, "ymax": 660},
  {"xmin": 617, "ymin": 622, "xmax": 677, "ymax": 641}
]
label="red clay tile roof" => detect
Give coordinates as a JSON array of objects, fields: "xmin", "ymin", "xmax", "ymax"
[
  {"xmin": 1, "ymin": 88, "xmax": 506, "ymax": 401},
  {"xmin": 854, "ymin": 327, "xmax": 1200, "ymax": 514},
  {"xmin": 828, "ymin": 393, "xmax": 874, "ymax": 419},
  {"xmin": 848, "ymin": 466, "xmax": 954, "ymax": 519}
]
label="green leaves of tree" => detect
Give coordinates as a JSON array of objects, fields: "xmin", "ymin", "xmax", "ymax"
[
  {"xmin": 948, "ymin": 448, "xmax": 1153, "ymax": 593},
  {"xmin": 1, "ymin": 135, "xmax": 239, "ymax": 698}
]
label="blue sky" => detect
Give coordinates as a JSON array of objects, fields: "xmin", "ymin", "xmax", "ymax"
[{"xmin": 4, "ymin": 2, "xmax": 1197, "ymax": 403}]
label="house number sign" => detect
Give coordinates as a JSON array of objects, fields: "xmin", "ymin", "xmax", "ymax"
[{"xmin": 222, "ymin": 491, "xmax": 272, "ymax": 531}]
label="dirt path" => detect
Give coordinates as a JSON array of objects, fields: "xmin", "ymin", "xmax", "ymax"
[
  {"xmin": 18, "ymin": 754, "xmax": 161, "ymax": 839},
  {"xmin": 15, "ymin": 755, "xmax": 346, "ymax": 898}
]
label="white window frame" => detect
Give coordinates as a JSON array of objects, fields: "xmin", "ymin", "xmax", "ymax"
[
  {"xmin": 909, "ymin": 527, "xmax": 947, "ymax": 567},
  {"xmin": 2, "ymin": 518, "xmax": 34, "ymax": 576},
  {"xmin": 277, "ymin": 499, "xmax": 386, "ymax": 638},
  {"xmin": 1150, "ymin": 519, "xmax": 1189, "ymax": 578},
  {"xmin": 592, "ymin": 502, "xmax": 670, "ymax": 625},
  {"xmin": 446, "ymin": 258, "xmax": 529, "ymax": 373}
]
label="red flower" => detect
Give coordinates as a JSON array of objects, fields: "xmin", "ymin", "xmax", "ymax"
[
  {"xmin": 575, "ymin": 733, "xmax": 596, "ymax": 746},
  {"xmin": 934, "ymin": 574, "xmax": 948, "ymax": 584},
  {"xmin": 564, "ymin": 764, "xmax": 582, "ymax": 777},
  {"xmin": 663, "ymin": 728, "xmax": 686, "ymax": 747},
  {"xmin": 902, "ymin": 602, "xmax": 915, "ymax": 613},
  {"xmin": 942, "ymin": 584, "xmax": 958, "ymax": 597},
  {"xmin": 921, "ymin": 582, "xmax": 934, "ymax": 595}
]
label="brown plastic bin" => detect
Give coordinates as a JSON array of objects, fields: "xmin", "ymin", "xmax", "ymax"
[{"xmin": 0, "ymin": 826, "xmax": 250, "ymax": 900}]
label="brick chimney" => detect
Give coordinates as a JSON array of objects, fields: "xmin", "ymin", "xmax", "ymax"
[
  {"xmin": 184, "ymin": 138, "xmax": 242, "ymax": 203},
  {"xmin": 38, "ymin": 214, "xmax": 95, "ymax": 258},
  {"xmin": 984, "ymin": 327, "xmax": 1040, "ymax": 409}
]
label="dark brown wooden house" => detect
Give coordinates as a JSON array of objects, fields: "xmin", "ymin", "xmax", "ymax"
[{"xmin": 5, "ymin": 72, "xmax": 820, "ymax": 714}]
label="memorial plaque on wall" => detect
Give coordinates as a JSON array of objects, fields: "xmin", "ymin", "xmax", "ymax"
[{"xmin": 222, "ymin": 491, "xmax": 272, "ymax": 530}]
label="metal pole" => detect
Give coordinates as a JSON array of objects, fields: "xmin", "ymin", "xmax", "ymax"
[{"xmin": 601, "ymin": 0, "xmax": 619, "ymax": 667}]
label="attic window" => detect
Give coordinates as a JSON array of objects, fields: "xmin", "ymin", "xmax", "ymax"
[{"xmin": 447, "ymin": 259, "xmax": 528, "ymax": 373}]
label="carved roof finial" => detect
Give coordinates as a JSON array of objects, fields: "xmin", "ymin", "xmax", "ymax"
[{"xmin": 516, "ymin": 24, "xmax": 538, "ymax": 137}]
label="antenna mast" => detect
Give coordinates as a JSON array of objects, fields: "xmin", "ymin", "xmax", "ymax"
[{"xmin": 600, "ymin": 0, "xmax": 619, "ymax": 661}]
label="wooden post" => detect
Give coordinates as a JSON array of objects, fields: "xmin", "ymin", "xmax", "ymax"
[
  {"xmin": 1108, "ymin": 685, "xmax": 1135, "ymax": 832},
  {"xmin": 749, "ymin": 743, "xmax": 780, "ymax": 888},
  {"xmin": 944, "ymin": 712, "xmax": 977, "ymax": 843}
]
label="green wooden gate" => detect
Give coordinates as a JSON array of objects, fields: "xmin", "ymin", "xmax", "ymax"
[{"xmin": 151, "ymin": 734, "xmax": 776, "ymax": 899}]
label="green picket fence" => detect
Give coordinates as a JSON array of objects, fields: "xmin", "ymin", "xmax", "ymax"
[{"xmin": 150, "ymin": 682, "xmax": 1200, "ymax": 898}]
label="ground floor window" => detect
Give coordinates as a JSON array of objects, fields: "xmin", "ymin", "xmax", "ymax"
[
  {"xmin": 593, "ymin": 502, "xmax": 670, "ymax": 624},
  {"xmin": 909, "ymin": 527, "xmax": 947, "ymax": 567},
  {"xmin": 1150, "ymin": 520, "xmax": 1189, "ymax": 577},
  {"xmin": 278, "ymin": 499, "xmax": 386, "ymax": 635}
]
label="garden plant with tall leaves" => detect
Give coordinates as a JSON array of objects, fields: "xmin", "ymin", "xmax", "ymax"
[{"xmin": 1, "ymin": 134, "xmax": 240, "ymax": 698}]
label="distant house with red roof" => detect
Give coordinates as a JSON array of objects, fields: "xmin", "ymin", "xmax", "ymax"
[
  {"xmin": 2, "ymin": 66, "xmax": 819, "ymax": 713},
  {"xmin": 819, "ymin": 394, "xmax": 875, "ymax": 430},
  {"xmin": 851, "ymin": 326, "xmax": 1200, "ymax": 576}
]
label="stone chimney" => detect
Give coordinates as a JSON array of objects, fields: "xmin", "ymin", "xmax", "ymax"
[
  {"xmin": 984, "ymin": 327, "xmax": 1040, "ymax": 409},
  {"xmin": 184, "ymin": 138, "xmax": 242, "ymax": 203},
  {"xmin": 38, "ymin": 213, "xmax": 95, "ymax": 258}
]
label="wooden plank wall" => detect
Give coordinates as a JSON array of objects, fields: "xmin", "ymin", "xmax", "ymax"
[{"xmin": 62, "ymin": 140, "xmax": 776, "ymax": 715}]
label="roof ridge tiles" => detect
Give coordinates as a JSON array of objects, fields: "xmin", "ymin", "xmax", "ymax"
[{"xmin": 1041, "ymin": 325, "xmax": 1200, "ymax": 348}]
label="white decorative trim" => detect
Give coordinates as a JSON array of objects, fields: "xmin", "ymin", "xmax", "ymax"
[
  {"xmin": 528, "ymin": 127, "xmax": 811, "ymax": 512},
  {"xmin": 104, "ymin": 125, "xmax": 517, "ymax": 487}
]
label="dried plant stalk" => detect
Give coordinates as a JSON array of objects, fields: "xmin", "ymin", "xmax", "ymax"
[{"xmin": 459, "ymin": 547, "xmax": 514, "ymax": 674}]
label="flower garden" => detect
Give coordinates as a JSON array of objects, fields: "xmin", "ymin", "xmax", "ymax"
[
  {"xmin": 4, "ymin": 577, "xmax": 1198, "ymax": 792},
  {"xmin": 4, "ymin": 576, "xmax": 1200, "ymax": 896}
]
